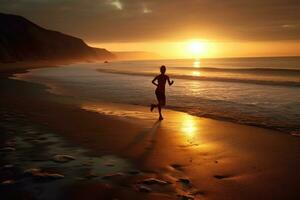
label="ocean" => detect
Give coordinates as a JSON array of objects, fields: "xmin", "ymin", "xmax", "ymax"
[{"xmin": 15, "ymin": 57, "xmax": 300, "ymax": 135}]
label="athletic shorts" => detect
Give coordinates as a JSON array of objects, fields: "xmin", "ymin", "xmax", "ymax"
[{"xmin": 155, "ymin": 90, "xmax": 166, "ymax": 106}]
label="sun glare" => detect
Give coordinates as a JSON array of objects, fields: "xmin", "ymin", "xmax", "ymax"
[
  {"xmin": 91, "ymin": 40, "xmax": 215, "ymax": 59},
  {"xmin": 187, "ymin": 40, "xmax": 207, "ymax": 58}
]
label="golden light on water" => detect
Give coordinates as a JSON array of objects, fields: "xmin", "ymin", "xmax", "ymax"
[
  {"xmin": 192, "ymin": 71, "xmax": 201, "ymax": 76},
  {"xmin": 193, "ymin": 59, "xmax": 201, "ymax": 68},
  {"xmin": 181, "ymin": 115, "xmax": 198, "ymax": 138},
  {"xmin": 192, "ymin": 59, "xmax": 201, "ymax": 76}
]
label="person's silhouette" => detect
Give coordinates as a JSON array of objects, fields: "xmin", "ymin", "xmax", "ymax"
[{"xmin": 151, "ymin": 65, "xmax": 174, "ymax": 120}]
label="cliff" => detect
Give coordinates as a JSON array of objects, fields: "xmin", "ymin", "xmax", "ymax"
[{"xmin": 0, "ymin": 13, "xmax": 114, "ymax": 63}]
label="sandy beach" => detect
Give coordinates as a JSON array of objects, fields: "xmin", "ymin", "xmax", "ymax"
[
  {"xmin": 2, "ymin": 1, "xmax": 300, "ymax": 199},
  {"xmin": 0, "ymin": 64, "xmax": 299, "ymax": 200}
]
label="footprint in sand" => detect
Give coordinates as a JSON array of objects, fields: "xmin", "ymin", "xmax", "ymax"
[
  {"xmin": 214, "ymin": 174, "xmax": 231, "ymax": 179},
  {"xmin": 170, "ymin": 164, "xmax": 185, "ymax": 171},
  {"xmin": 177, "ymin": 178, "xmax": 191, "ymax": 185}
]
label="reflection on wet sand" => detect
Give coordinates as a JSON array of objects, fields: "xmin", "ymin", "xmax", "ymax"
[{"xmin": 181, "ymin": 115, "xmax": 197, "ymax": 138}]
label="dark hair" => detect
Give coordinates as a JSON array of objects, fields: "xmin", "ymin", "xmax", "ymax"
[{"xmin": 160, "ymin": 65, "xmax": 166, "ymax": 73}]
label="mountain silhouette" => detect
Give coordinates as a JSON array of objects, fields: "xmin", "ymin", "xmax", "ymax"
[{"xmin": 0, "ymin": 13, "xmax": 114, "ymax": 63}]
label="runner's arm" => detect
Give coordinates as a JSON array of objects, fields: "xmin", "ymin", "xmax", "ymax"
[
  {"xmin": 167, "ymin": 76, "xmax": 174, "ymax": 86},
  {"xmin": 152, "ymin": 76, "xmax": 158, "ymax": 86}
]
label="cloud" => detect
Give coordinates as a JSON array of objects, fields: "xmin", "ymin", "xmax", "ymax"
[
  {"xmin": 0, "ymin": 0, "xmax": 300, "ymax": 42},
  {"xmin": 108, "ymin": 0, "xmax": 123, "ymax": 10}
]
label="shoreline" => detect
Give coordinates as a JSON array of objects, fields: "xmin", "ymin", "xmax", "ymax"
[
  {"xmin": 14, "ymin": 63, "xmax": 299, "ymax": 135},
  {"xmin": 1, "ymin": 64, "xmax": 300, "ymax": 199}
]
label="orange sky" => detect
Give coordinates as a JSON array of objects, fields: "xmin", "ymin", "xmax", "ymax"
[
  {"xmin": 1, "ymin": 0, "xmax": 300, "ymax": 58},
  {"xmin": 89, "ymin": 40, "xmax": 300, "ymax": 58}
]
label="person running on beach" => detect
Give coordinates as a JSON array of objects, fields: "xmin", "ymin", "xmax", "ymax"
[{"xmin": 151, "ymin": 65, "xmax": 174, "ymax": 120}]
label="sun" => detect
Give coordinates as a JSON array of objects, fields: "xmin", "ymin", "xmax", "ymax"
[{"xmin": 186, "ymin": 40, "xmax": 207, "ymax": 58}]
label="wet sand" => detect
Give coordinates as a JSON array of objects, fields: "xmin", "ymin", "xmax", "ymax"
[{"xmin": 1, "ymin": 66, "xmax": 300, "ymax": 200}]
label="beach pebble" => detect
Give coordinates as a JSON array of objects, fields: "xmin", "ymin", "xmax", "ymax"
[
  {"xmin": 24, "ymin": 168, "xmax": 64, "ymax": 179},
  {"xmin": 137, "ymin": 185, "xmax": 152, "ymax": 193},
  {"xmin": 34, "ymin": 172, "xmax": 64, "ymax": 179},
  {"xmin": 102, "ymin": 172, "xmax": 124, "ymax": 179},
  {"xmin": 2, "ymin": 164, "xmax": 14, "ymax": 169},
  {"xmin": 141, "ymin": 178, "xmax": 169, "ymax": 185},
  {"xmin": 52, "ymin": 154, "xmax": 75, "ymax": 163},
  {"xmin": 291, "ymin": 131, "xmax": 300, "ymax": 137},
  {"xmin": 0, "ymin": 147, "xmax": 16, "ymax": 152},
  {"xmin": 1, "ymin": 180, "xmax": 15, "ymax": 185},
  {"xmin": 24, "ymin": 168, "xmax": 41, "ymax": 175}
]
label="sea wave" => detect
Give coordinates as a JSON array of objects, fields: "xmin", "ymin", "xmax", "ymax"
[
  {"xmin": 171, "ymin": 66, "xmax": 300, "ymax": 74},
  {"xmin": 97, "ymin": 68, "xmax": 300, "ymax": 87}
]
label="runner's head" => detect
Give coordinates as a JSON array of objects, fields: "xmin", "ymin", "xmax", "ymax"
[{"xmin": 160, "ymin": 65, "xmax": 166, "ymax": 74}]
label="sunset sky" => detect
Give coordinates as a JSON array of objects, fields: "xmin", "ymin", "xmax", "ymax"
[{"xmin": 1, "ymin": 0, "xmax": 300, "ymax": 58}]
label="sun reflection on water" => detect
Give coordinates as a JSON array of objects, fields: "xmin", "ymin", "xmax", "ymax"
[
  {"xmin": 193, "ymin": 59, "xmax": 201, "ymax": 68},
  {"xmin": 192, "ymin": 71, "xmax": 201, "ymax": 76},
  {"xmin": 192, "ymin": 59, "xmax": 201, "ymax": 76}
]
